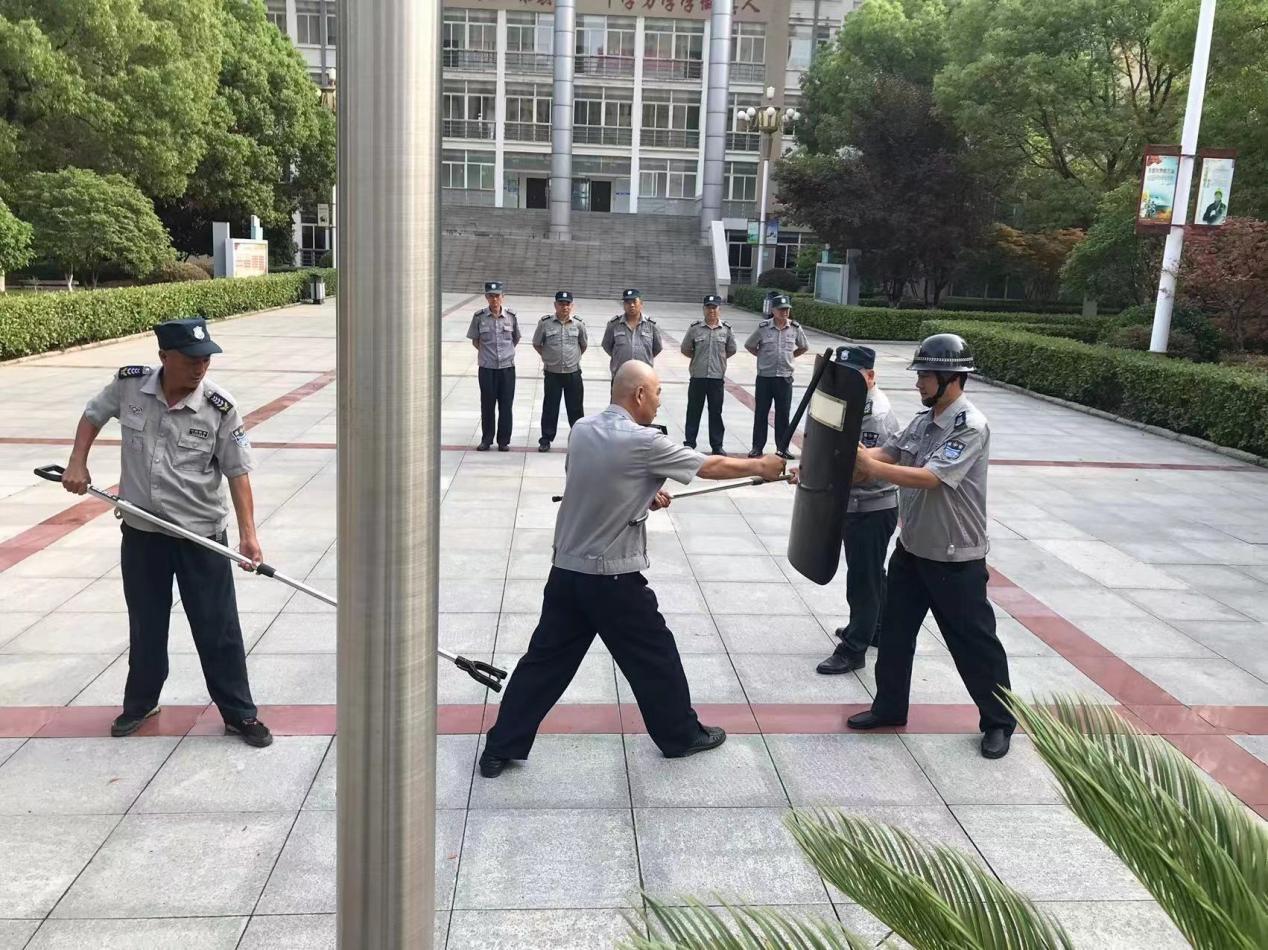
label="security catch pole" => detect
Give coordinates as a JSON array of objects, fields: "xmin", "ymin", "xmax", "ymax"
[
  {"xmin": 1150, "ymin": 0, "xmax": 1218, "ymax": 353},
  {"xmin": 338, "ymin": 0, "xmax": 442, "ymax": 944}
]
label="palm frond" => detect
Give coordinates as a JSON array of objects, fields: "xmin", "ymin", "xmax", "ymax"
[
  {"xmin": 619, "ymin": 896, "xmax": 874, "ymax": 950},
  {"xmin": 785, "ymin": 810, "xmax": 1075, "ymax": 950},
  {"xmin": 1008, "ymin": 692, "xmax": 1268, "ymax": 950}
]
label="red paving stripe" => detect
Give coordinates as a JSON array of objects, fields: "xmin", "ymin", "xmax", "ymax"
[
  {"xmin": 1192, "ymin": 705, "xmax": 1268, "ymax": 734},
  {"xmin": 241, "ymin": 369, "xmax": 337, "ymax": 428},
  {"xmin": 0, "ymin": 494, "xmax": 116, "ymax": 572},
  {"xmin": 1163, "ymin": 734, "xmax": 1268, "ymax": 805}
]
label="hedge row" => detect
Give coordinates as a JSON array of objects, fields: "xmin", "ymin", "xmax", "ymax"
[
  {"xmin": 0, "ymin": 269, "xmax": 336, "ymax": 361},
  {"xmin": 730, "ymin": 285, "xmax": 1098, "ymax": 341},
  {"xmin": 921, "ymin": 319, "xmax": 1268, "ymax": 458}
]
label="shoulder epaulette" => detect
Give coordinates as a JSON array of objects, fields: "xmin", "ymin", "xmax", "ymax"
[
  {"xmin": 689, "ymin": 320, "xmax": 701, "ymax": 327},
  {"xmin": 539, "ymin": 314, "xmax": 553, "ymax": 321},
  {"xmin": 722, "ymin": 321, "xmax": 732, "ymax": 328},
  {"xmin": 608, "ymin": 314, "xmax": 622, "ymax": 322},
  {"xmin": 758, "ymin": 319, "xmax": 772, "ymax": 327},
  {"xmin": 790, "ymin": 320, "xmax": 801, "ymax": 327},
  {"xmin": 117, "ymin": 365, "xmax": 150, "ymax": 379},
  {"xmin": 506, "ymin": 309, "xmax": 518, "ymax": 318},
  {"xmin": 646, "ymin": 317, "xmax": 657, "ymax": 324},
  {"xmin": 206, "ymin": 390, "xmax": 234, "ymax": 414}
]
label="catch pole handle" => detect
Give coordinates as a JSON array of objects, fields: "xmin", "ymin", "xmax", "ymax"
[{"xmin": 34, "ymin": 464, "xmax": 67, "ymax": 483}]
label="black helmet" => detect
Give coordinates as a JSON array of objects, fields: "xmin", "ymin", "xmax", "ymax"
[{"xmin": 907, "ymin": 333, "xmax": 975, "ymax": 373}]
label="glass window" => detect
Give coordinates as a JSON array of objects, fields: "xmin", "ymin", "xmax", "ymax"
[
  {"xmin": 725, "ymin": 162, "xmax": 757, "ymax": 202},
  {"xmin": 639, "ymin": 159, "xmax": 697, "ymax": 198},
  {"xmin": 507, "ymin": 12, "xmax": 553, "ymax": 53},
  {"xmin": 295, "ymin": 2, "xmax": 322, "ymax": 46},
  {"xmin": 441, "ymin": 150, "xmax": 495, "ymax": 190},
  {"xmin": 264, "ymin": 1, "xmax": 287, "ymax": 32},
  {"xmin": 642, "ymin": 91, "xmax": 700, "ymax": 130},
  {"xmin": 731, "ymin": 23, "xmax": 766, "ymax": 64}
]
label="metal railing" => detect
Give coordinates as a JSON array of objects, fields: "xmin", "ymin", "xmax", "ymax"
[
  {"xmin": 442, "ymin": 48, "xmax": 496, "ymax": 71},
  {"xmin": 442, "ymin": 118, "xmax": 495, "ymax": 140},
  {"xmin": 504, "ymin": 121, "xmax": 551, "ymax": 143},
  {"xmin": 730, "ymin": 63, "xmax": 766, "ymax": 84},
  {"xmin": 640, "ymin": 127, "xmax": 700, "ymax": 149},
  {"xmin": 726, "ymin": 131, "xmax": 760, "ymax": 152},
  {"xmin": 641, "ymin": 57, "xmax": 703, "ymax": 81},
  {"xmin": 505, "ymin": 50, "xmax": 552, "ymax": 74},
  {"xmin": 722, "ymin": 199, "xmax": 753, "ymax": 218},
  {"xmin": 573, "ymin": 125, "xmax": 633, "ymax": 146},
  {"xmin": 574, "ymin": 54, "xmax": 635, "ymax": 77}
]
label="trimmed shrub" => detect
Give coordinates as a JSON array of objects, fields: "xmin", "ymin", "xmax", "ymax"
[
  {"xmin": 1113, "ymin": 304, "xmax": 1224, "ymax": 363},
  {"xmin": 919, "ymin": 319, "xmax": 1268, "ymax": 457},
  {"xmin": 187, "ymin": 255, "xmax": 215, "ymax": 277},
  {"xmin": 143, "ymin": 260, "xmax": 212, "ymax": 284},
  {"xmin": 0, "ymin": 269, "xmax": 336, "ymax": 361},
  {"xmin": 757, "ymin": 268, "xmax": 800, "ymax": 292}
]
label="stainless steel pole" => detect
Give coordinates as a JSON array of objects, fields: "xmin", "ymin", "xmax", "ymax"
[
  {"xmin": 700, "ymin": 0, "xmax": 733, "ymax": 240},
  {"xmin": 336, "ymin": 0, "xmax": 440, "ymax": 944},
  {"xmin": 550, "ymin": 0, "xmax": 576, "ymax": 240}
]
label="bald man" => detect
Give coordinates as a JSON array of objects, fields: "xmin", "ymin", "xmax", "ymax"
[{"xmin": 479, "ymin": 361, "xmax": 785, "ymax": 777}]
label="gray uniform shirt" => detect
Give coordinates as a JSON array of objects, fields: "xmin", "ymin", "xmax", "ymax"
[
  {"xmin": 83, "ymin": 366, "xmax": 254, "ymax": 537},
  {"xmin": 601, "ymin": 315, "xmax": 662, "ymax": 375},
  {"xmin": 849, "ymin": 386, "xmax": 901, "ymax": 513},
  {"xmin": 467, "ymin": 308, "xmax": 521, "ymax": 369},
  {"xmin": 532, "ymin": 314, "xmax": 587, "ymax": 373},
  {"xmin": 881, "ymin": 394, "xmax": 990, "ymax": 562},
  {"xmin": 680, "ymin": 320, "xmax": 737, "ymax": 379},
  {"xmin": 745, "ymin": 319, "xmax": 809, "ymax": 377},
  {"xmin": 552, "ymin": 405, "xmax": 704, "ymax": 575}
]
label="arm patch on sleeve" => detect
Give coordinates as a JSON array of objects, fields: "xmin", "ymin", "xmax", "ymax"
[
  {"xmin": 206, "ymin": 391, "xmax": 234, "ymax": 414},
  {"xmin": 231, "ymin": 425, "xmax": 250, "ymax": 447}
]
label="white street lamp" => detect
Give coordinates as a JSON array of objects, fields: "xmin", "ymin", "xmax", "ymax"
[{"xmin": 735, "ymin": 88, "xmax": 800, "ymax": 284}]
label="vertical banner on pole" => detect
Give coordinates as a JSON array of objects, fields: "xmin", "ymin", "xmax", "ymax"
[
  {"xmin": 1194, "ymin": 149, "xmax": 1236, "ymax": 226},
  {"xmin": 1137, "ymin": 145, "xmax": 1182, "ymax": 233}
]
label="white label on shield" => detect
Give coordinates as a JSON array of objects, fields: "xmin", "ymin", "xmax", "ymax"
[{"xmin": 809, "ymin": 389, "xmax": 847, "ymax": 431}]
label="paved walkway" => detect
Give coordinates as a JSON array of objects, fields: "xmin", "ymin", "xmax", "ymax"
[{"xmin": 0, "ymin": 293, "xmax": 1265, "ymax": 949}]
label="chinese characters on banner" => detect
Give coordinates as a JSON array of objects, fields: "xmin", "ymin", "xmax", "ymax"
[
  {"xmin": 1194, "ymin": 150, "xmax": 1236, "ymax": 227},
  {"xmin": 1137, "ymin": 146, "xmax": 1181, "ymax": 232}
]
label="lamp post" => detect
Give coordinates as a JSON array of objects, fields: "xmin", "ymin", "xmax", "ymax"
[
  {"xmin": 319, "ymin": 68, "xmax": 338, "ymax": 269},
  {"xmin": 735, "ymin": 86, "xmax": 799, "ymax": 285}
]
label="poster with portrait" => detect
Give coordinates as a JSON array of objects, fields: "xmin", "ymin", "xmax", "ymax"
[
  {"xmin": 1137, "ymin": 146, "xmax": 1181, "ymax": 232},
  {"xmin": 1194, "ymin": 150, "xmax": 1236, "ymax": 226}
]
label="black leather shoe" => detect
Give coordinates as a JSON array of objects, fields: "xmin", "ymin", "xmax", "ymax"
[
  {"xmin": 538, "ymin": 441, "xmax": 550, "ymax": 452},
  {"xmin": 497, "ymin": 444, "xmax": 509, "ymax": 452},
  {"xmin": 817, "ymin": 652, "xmax": 865, "ymax": 674},
  {"xmin": 683, "ymin": 441, "xmax": 695, "ymax": 449},
  {"xmin": 110, "ymin": 706, "xmax": 159, "ymax": 737},
  {"xmin": 847, "ymin": 710, "xmax": 906, "ymax": 730},
  {"xmin": 479, "ymin": 751, "xmax": 509, "ymax": 777},
  {"xmin": 777, "ymin": 450, "xmax": 798, "ymax": 461},
  {"xmin": 664, "ymin": 725, "xmax": 726, "ymax": 758},
  {"xmin": 710, "ymin": 448, "xmax": 726, "ymax": 455},
  {"xmin": 981, "ymin": 728, "xmax": 1011, "ymax": 759},
  {"xmin": 747, "ymin": 449, "xmax": 762, "ymax": 458},
  {"xmin": 225, "ymin": 717, "xmax": 273, "ymax": 748},
  {"xmin": 476, "ymin": 442, "xmax": 491, "ymax": 452}
]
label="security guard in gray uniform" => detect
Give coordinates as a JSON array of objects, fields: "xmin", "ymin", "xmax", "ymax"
[
  {"xmin": 745, "ymin": 294, "xmax": 808, "ymax": 459},
  {"xmin": 680, "ymin": 293, "xmax": 736, "ymax": 455},
  {"xmin": 533, "ymin": 290, "xmax": 587, "ymax": 452},
  {"xmin": 816, "ymin": 345, "xmax": 902, "ymax": 675},
  {"xmin": 601, "ymin": 288, "xmax": 662, "ymax": 376},
  {"xmin": 479, "ymin": 360, "xmax": 785, "ymax": 777},
  {"xmin": 846, "ymin": 333, "xmax": 1014, "ymax": 759},
  {"xmin": 467, "ymin": 280, "xmax": 521, "ymax": 451},
  {"xmin": 60, "ymin": 318, "xmax": 272, "ymax": 747}
]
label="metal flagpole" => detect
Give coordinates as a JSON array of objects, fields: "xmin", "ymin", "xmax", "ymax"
[
  {"xmin": 1150, "ymin": 0, "xmax": 1218, "ymax": 353},
  {"xmin": 336, "ymin": 0, "xmax": 441, "ymax": 944}
]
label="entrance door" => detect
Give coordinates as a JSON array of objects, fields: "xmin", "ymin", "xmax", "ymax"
[
  {"xmin": 591, "ymin": 180, "xmax": 612, "ymax": 212},
  {"xmin": 526, "ymin": 177, "xmax": 549, "ymax": 209}
]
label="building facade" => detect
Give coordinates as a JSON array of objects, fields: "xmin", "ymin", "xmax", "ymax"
[{"xmin": 266, "ymin": 0, "xmax": 858, "ymax": 279}]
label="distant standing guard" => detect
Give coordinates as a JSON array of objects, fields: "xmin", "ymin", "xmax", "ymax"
[
  {"xmin": 815, "ymin": 346, "xmax": 902, "ymax": 675},
  {"xmin": 601, "ymin": 288, "xmax": 662, "ymax": 376},
  {"xmin": 533, "ymin": 290, "xmax": 587, "ymax": 452},
  {"xmin": 745, "ymin": 294, "xmax": 808, "ymax": 459},
  {"xmin": 680, "ymin": 293, "xmax": 736, "ymax": 455},
  {"xmin": 847, "ymin": 333, "xmax": 1015, "ymax": 759},
  {"xmin": 467, "ymin": 280, "xmax": 521, "ymax": 452},
  {"xmin": 60, "ymin": 318, "xmax": 272, "ymax": 747}
]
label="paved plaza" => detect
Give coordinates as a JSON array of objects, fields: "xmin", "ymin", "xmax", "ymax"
[{"xmin": 0, "ymin": 293, "xmax": 1266, "ymax": 949}]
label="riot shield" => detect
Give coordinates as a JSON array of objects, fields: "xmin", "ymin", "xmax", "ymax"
[{"xmin": 786, "ymin": 350, "xmax": 868, "ymax": 585}]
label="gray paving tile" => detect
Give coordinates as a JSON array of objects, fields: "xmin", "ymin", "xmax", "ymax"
[
  {"xmin": 991, "ymin": 618, "xmax": 1058, "ymax": 657},
  {"xmin": 1031, "ymin": 587, "xmax": 1152, "ymax": 620},
  {"xmin": 469, "ymin": 735, "xmax": 629, "ymax": 809},
  {"xmin": 0, "ymin": 737, "xmax": 177, "ymax": 815},
  {"xmin": 686, "ymin": 554, "xmax": 785, "ymax": 582},
  {"xmin": 730, "ymin": 653, "xmax": 871, "ymax": 704},
  {"xmin": 657, "ymin": 613, "xmax": 726, "ymax": 654},
  {"xmin": 70, "ymin": 652, "xmax": 211, "ymax": 707},
  {"xmin": 440, "ymin": 613, "xmax": 500, "ymax": 653},
  {"xmin": 952, "ymin": 805, "xmax": 1150, "ymax": 902},
  {"xmin": 53, "ymin": 813, "xmax": 292, "ymax": 918},
  {"xmin": 714, "ymin": 614, "xmax": 833, "ymax": 654},
  {"xmin": 0, "ymin": 654, "xmax": 115, "ymax": 706},
  {"xmin": 0, "ymin": 920, "xmax": 38, "ymax": 950},
  {"xmin": 446, "ymin": 909, "xmax": 631, "ymax": 950},
  {"xmin": 901, "ymin": 734, "xmax": 1062, "ymax": 805},
  {"xmin": 238, "ymin": 914, "xmax": 334, "ymax": 950},
  {"xmin": 1074, "ymin": 617, "xmax": 1216, "ymax": 658},
  {"xmin": 455, "ymin": 809, "xmax": 638, "ymax": 910},
  {"xmin": 0, "ymin": 815, "xmax": 118, "ymax": 917},
  {"xmin": 1129, "ymin": 657, "xmax": 1268, "ymax": 705},
  {"xmin": 1122, "ymin": 587, "xmax": 1254, "ymax": 623},
  {"xmin": 636, "ymin": 807, "xmax": 827, "ymax": 905},
  {"xmin": 25, "ymin": 918, "xmax": 246, "ymax": 949},
  {"xmin": 627, "ymin": 734, "xmax": 787, "ymax": 807},
  {"xmin": 1033, "ymin": 540, "xmax": 1187, "ymax": 590},
  {"xmin": 1039, "ymin": 901, "xmax": 1189, "ymax": 949},
  {"xmin": 251, "ymin": 611, "xmax": 335, "ymax": 653},
  {"xmin": 133, "ymin": 736, "xmax": 330, "ymax": 813},
  {"xmin": 0, "ymin": 612, "xmax": 130, "ymax": 655},
  {"xmin": 0, "ymin": 577, "xmax": 94, "ymax": 614},
  {"xmin": 700, "ymin": 581, "xmax": 810, "ymax": 616},
  {"xmin": 1233, "ymin": 735, "xmax": 1268, "ymax": 765},
  {"xmin": 0, "ymin": 739, "xmax": 22, "ymax": 768},
  {"xmin": 765, "ymin": 735, "xmax": 940, "ymax": 806}
]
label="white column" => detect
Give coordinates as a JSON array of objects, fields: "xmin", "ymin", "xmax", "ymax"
[
  {"xmin": 285, "ymin": 0, "xmax": 298, "ymax": 40},
  {"xmin": 695, "ymin": 19, "xmax": 711, "ymax": 208},
  {"xmin": 550, "ymin": 0, "xmax": 576, "ymax": 239},
  {"xmin": 630, "ymin": 17, "xmax": 646, "ymax": 214},
  {"xmin": 1151, "ymin": 0, "xmax": 1218, "ymax": 353},
  {"xmin": 494, "ymin": 10, "xmax": 508, "ymax": 208},
  {"xmin": 291, "ymin": 210, "xmax": 303, "ymax": 268}
]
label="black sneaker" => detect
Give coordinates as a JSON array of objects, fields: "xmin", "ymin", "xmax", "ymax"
[
  {"xmin": 111, "ymin": 706, "xmax": 160, "ymax": 737},
  {"xmin": 497, "ymin": 444, "xmax": 510, "ymax": 452},
  {"xmin": 664, "ymin": 725, "xmax": 727, "ymax": 758},
  {"xmin": 476, "ymin": 442, "xmax": 491, "ymax": 452},
  {"xmin": 538, "ymin": 441, "xmax": 551, "ymax": 452},
  {"xmin": 479, "ymin": 751, "xmax": 510, "ymax": 778},
  {"xmin": 225, "ymin": 717, "xmax": 273, "ymax": 748}
]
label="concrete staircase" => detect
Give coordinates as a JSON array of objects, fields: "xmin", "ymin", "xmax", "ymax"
[{"xmin": 440, "ymin": 207, "xmax": 715, "ymax": 301}]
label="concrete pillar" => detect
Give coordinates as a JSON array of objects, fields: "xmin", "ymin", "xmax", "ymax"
[
  {"xmin": 494, "ymin": 10, "xmax": 508, "ymax": 208},
  {"xmin": 549, "ymin": 0, "xmax": 576, "ymax": 239},
  {"xmin": 335, "ymin": 0, "xmax": 440, "ymax": 945},
  {"xmin": 700, "ymin": 0, "xmax": 733, "ymax": 240},
  {"xmin": 629, "ymin": 17, "xmax": 646, "ymax": 214}
]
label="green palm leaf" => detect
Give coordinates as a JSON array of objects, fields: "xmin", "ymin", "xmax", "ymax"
[
  {"xmin": 1008, "ymin": 692, "xmax": 1268, "ymax": 950},
  {"xmin": 785, "ymin": 810, "xmax": 1075, "ymax": 950},
  {"xmin": 620, "ymin": 896, "xmax": 875, "ymax": 950}
]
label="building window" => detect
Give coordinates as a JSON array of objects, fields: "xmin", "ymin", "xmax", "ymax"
[
  {"xmin": 507, "ymin": 11, "xmax": 553, "ymax": 54},
  {"xmin": 442, "ymin": 150, "xmax": 495, "ymax": 191},
  {"xmin": 644, "ymin": 19, "xmax": 704, "ymax": 81},
  {"xmin": 642, "ymin": 90, "xmax": 700, "ymax": 149},
  {"xmin": 725, "ymin": 161, "xmax": 757, "ymax": 202},
  {"xmin": 575, "ymin": 15, "xmax": 636, "ymax": 77},
  {"xmin": 442, "ymin": 81, "xmax": 496, "ymax": 139},
  {"xmin": 574, "ymin": 87, "xmax": 633, "ymax": 146},
  {"xmin": 640, "ymin": 159, "xmax": 697, "ymax": 198},
  {"xmin": 265, "ymin": 0, "xmax": 287, "ymax": 32},
  {"xmin": 505, "ymin": 82, "xmax": 552, "ymax": 142},
  {"xmin": 731, "ymin": 23, "xmax": 766, "ymax": 64},
  {"xmin": 443, "ymin": 10, "xmax": 497, "ymax": 68},
  {"xmin": 295, "ymin": 1, "xmax": 334, "ymax": 46}
]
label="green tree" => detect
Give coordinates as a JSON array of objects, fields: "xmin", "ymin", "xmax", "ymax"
[
  {"xmin": 937, "ymin": 0, "xmax": 1188, "ymax": 228},
  {"xmin": 17, "ymin": 168, "xmax": 174, "ymax": 288},
  {"xmin": 1061, "ymin": 182, "xmax": 1164, "ymax": 309},
  {"xmin": 158, "ymin": 0, "xmax": 336, "ymax": 252},
  {"xmin": 0, "ymin": 0, "xmax": 221, "ymax": 199},
  {"xmin": 0, "ymin": 195, "xmax": 32, "ymax": 292}
]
